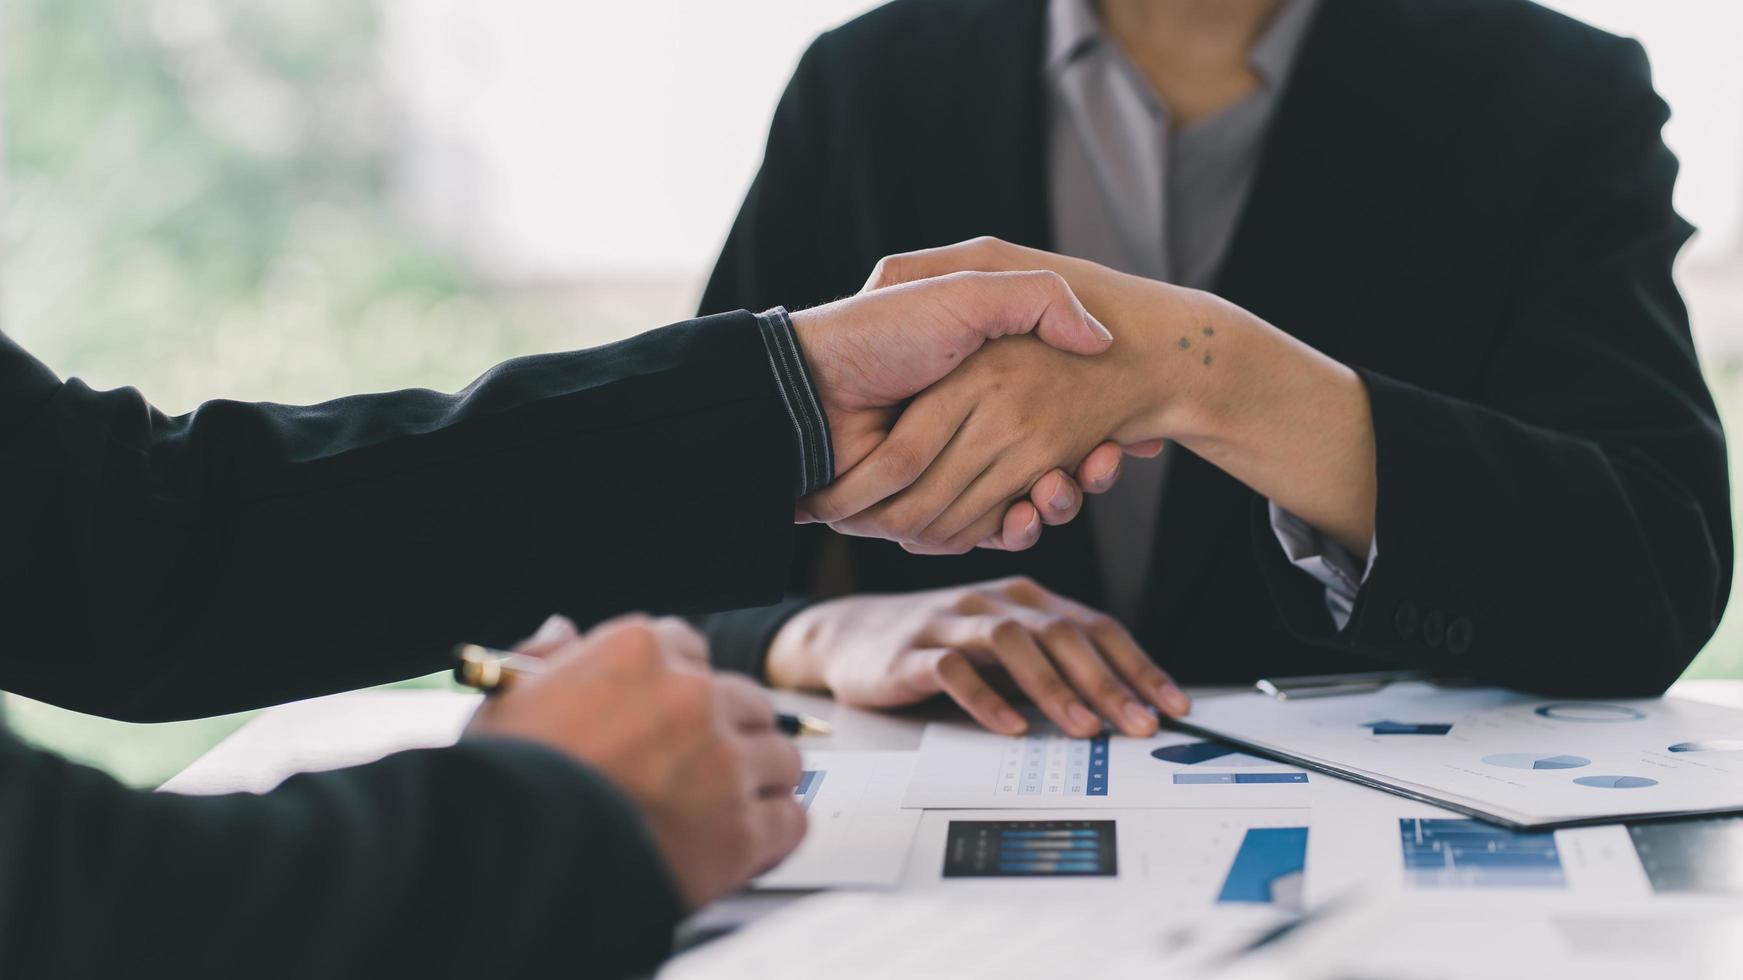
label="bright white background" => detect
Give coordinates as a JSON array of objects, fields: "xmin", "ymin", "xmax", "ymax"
[{"xmin": 378, "ymin": 0, "xmax": 1743, "ymax": 349}]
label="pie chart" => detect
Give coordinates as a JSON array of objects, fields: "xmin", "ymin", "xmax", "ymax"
[
  {"xmin": 1667, "ymin": 740, "xmax": 1743, "ymax": 753},
  {"xmin": 1573, "ymin": 775, "xmax": 1658, "ymax": 789},
  {"xmin": 1535, "ymin": 703, "xmax": 1646, "ymax": 723},
  {"xmin": 1482, "ymin": 753, "xmax": 1591, "ymax": 770}
]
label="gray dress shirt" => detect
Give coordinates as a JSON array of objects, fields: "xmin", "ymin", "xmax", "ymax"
[{"xmin": 1045, "ymin": 0, "xmax": 1371, "ymax": 628}]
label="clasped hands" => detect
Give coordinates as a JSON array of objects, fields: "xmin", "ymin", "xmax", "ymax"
[{"xmin": 790, "ymin": 236, "xmax": 1226, "ymax": 553}]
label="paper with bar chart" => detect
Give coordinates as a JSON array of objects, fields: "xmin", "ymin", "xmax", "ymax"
[
  {"xmin": 1177, "ymin": 682, "xmax": 1743, "ymax": 828},
  {"xmin": 902, "ymin": 720, "xmax": 1316, "ymax": 809},
  {"xmin": 902, "ymin": 806, "xmax": 1314, "ymax": 906}
]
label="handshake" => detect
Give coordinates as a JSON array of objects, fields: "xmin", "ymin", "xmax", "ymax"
[{"xmin": 781, "ymin": 237, "xmax": 1213, "ymax": 553}]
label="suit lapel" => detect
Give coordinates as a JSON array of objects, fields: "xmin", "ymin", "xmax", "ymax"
[
  {"xmin": 916, "ymin": 0, "xmax": 1055, "ymax": 251},
  {"xmin": 1142, "ymin": 0, "xmax": 1499, "ymax": 638}
]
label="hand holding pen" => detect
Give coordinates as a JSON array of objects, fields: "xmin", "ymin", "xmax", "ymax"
[
  {"xmin": 464, "ymin": 614, "xmax": 812, "ymax": 909},
  {"xmin": 457, "ymin": 642, "xmax": 832, "ymax": 737}
]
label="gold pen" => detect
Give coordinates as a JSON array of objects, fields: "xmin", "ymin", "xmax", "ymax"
[{"xmin": 453, "ymin": 643, "xmax": 834, "ymax": 737}]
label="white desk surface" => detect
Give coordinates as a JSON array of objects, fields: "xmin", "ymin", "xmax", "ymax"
[
  {"xmin": 160, "ymin": 678, "xmax": 1743, "ymax": 953},
  {"xmin": 162, "ymin": 679, "xmax": 1743, "ymax": 795}
]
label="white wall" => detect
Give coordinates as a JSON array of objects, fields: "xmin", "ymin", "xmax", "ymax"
[
  {"xmin": 380, "ymin": 0, "xmax": 881, "ymax": 281},
  {"xmin": 379, "ymin": 1, "xmax": 1743, "ymax": 343}
]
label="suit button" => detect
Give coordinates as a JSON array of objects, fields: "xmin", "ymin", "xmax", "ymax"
[
  {"xmin": 1446, "ymin": 617, "xmax": 1474, "ymax": 655},
  {"xmin": 1422, "ymin": 610, "xmax": 1446, "ymax": 649},
  {"xmin": 1394, "ymin": 601, "xmax": 1420, "ymax": 640}
]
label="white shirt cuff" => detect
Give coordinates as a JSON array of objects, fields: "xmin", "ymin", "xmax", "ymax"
[{"xmin": 1267, "ymin": 501, "xmax": 1378, "ymax": 631}]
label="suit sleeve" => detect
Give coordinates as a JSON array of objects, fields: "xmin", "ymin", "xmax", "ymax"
[
  {"xmin": 1253, "ymin": 38, "xmax": 1731, "ymax": 696},
  {"xmin": 0, "ymin": 310, "xmax": 799, "ymax": 721},
  {"xmin": 694, "ymin": 36, "xmax": 851, "ymax": 678},
  {"xmin": 0, "ymin": 729, "xmax": 682, "ymax": 979}
]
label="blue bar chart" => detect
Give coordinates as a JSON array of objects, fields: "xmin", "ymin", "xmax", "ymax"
[
  {"xmin": 942, "ymin": 820, "xmax": 1117, "ymax": 878},
  {"xmin": 1400, "ymin": 818, "xmax": 1566, "ymax": 889}
]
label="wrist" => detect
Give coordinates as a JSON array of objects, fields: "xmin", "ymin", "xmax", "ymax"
[{"xmin": 1113, "ymin": 285, "xmax": 1239, "ymax": 445}]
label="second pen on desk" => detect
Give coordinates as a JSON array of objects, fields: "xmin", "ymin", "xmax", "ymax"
[{"xmin": 453, "ymin": 643, "xmax": 833, "ymax": 737}]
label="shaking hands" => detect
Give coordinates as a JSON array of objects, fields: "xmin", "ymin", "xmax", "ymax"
[{"xmin": 786, "ymin": 268, "xmax": 1138, "ymax": 552}]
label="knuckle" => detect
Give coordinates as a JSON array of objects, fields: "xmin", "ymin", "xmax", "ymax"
[
  {"xmin": 805, "ymin": 493, "xmax": 849, "ymax": 525},
  {"xmin": 968, "ymin": 235, "xmax": 1004, "ymax": 259},
  {"xmin": 952, "ymin": 589, "xmax": 995, "ymax": 614},
  {"xmin": 1032, "ymin": 269, "xmax": 1071, "ymax": 298},
  {"xmin": 1084, "ymin": 614, "xmax": 1121, "ymax": 636},
  {"xmin": 877, "ymin": 443, "xmax": 926, "ymax": 488},
  {"xmin": 1040, "ymin": 618, "xmax": 1079, "ymax": 646},
  {"xmin": 601, "ymin": 624, "xmax": 664, "ymax": 671},
  {"xmin": 868, "ymin": 256, "xmax": 895, "ymax": 286},
  {"xmin": 1000, "ymin": 575, "xmax": 1040, "ymax": 596},
  {"xmin": 931, "ymin": 649, "xmax": 969, "ymax": 682},
  {"xmin": 988, "ymin": 618, "xmax": 1029, "ymax": 648}
]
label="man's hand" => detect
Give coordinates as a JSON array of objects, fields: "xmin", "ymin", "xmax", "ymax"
[
  {"xmin": 791, "ymin": 270, "xmax": 1126, "ymax": 551},
  {"xmin": 765, "ymin": 577, "xmax": 1189, "ymax": 737},
  {"xmin": 466, "ymin": 615, "xmax": 804, "ymax": 910}
]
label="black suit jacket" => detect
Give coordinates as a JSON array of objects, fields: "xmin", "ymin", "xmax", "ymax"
[
  {"xmin": 698, "ymin": 0, "xmax": 1731, "ymax": 696},
  {"xmin": 0, "ymin": 312, "xmax": 798, "ymax": 977}
]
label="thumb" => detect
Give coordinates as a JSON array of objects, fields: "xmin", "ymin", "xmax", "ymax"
[
  {"xmin": 953, "ymin": 270, "xmax": 1112, "ymax": 356},
  {"xmin": 1023, "ymin": 270, "xmax": 1115, "ymax": 355}
]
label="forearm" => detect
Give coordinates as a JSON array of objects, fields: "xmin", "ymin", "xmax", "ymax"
[
  {"xmin": 1155, "ymin": 293, "xmax": 1378, "ymax": 555},
  {"xmin": 0, "ymin": 733, "xmax": 681, "ymax": 978},
  {"xmin": 0, "ymin": 314, "xmax": 801, "ymax": 720}
]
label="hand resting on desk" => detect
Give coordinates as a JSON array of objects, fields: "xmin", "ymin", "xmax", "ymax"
[{"xmin": 765, "ymin": 576, "xmax": 1189, "ymax": 738}]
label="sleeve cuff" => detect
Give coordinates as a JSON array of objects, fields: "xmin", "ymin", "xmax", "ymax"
[
  {"xmin": 1267, "ymin": 502, "xmax": 1377, "ymax": 630},
  {"xmin": 755, "ymin": 307, "xmax": 834, "ymax": 497}
]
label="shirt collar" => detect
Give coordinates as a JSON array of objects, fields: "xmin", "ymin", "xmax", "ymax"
[{"xmin": 1046, "ymin": 0, "xmax": 1321, "ymax": 88}]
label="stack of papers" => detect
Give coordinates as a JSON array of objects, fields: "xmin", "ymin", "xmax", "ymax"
[{"xmin": 1175, "ymin": 682, "xmax": 1743, "ymax": 829}]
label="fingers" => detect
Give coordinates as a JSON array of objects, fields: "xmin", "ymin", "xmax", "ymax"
[
  {"xmin": 931, "ymin": 616, "xmax": 1101, "ymax": 738},
  {"xmin": 1075, "ymin": 614, "xmax": 1191, "ymax": 718},
  {"xmin": 1125, "ymin": 438, "xmax": 1167, "ymax": 458},
  {"xmin": 1075, "ymin": 442, "xmax": 1125, "ymax": 494},
  {"xmin": 1029, "ymin": 617, "xmax": 1158, "ymax": 737},
  {"xmin": 1030, "ymin": 470, "xmax": 1083, "ymax": 525},
  {"xmin": 1004, "ymin": 270, "xmax": 1113, "ymax": 356},
  {"xmin": 751, "ymin": 796, "xmax": 808, "ymax": 875},
  {"xmin": 916, "ymin": 648, "xmax": 1028, "ymax": 735},
  {"xmin": 647, "ymin": 616, "xmax": 710, "ymax": 666},
  {"xmin": 919, "ymin": 452, "xmax": 1048, "ymax": 552},
  {"xmin": 713, "ymin": 674, "xmax": 779, "ymax": 733},
  {"xmin": 1033, "ymin": 590, "xmax": 1189, "ymax": 718},
  {"xmin": 514, "ymin": 614, "xmax": 579, "ymax": 657},
  {"xmin": 739, "ymin": 730, "xmax": 805, "ymax": 798},
  {"xmin": 863, "ymin": 236, "xmax": 1013, "ymax": 291},
  {"xmin": 584, "ymin": 614, "xmax": 709, "ymax": 672},
  {"xmin": 802, "ymin": 389, "xmax": 971, "ymax": 527},
  {"xmin": 998, "ymin": 502, "xmax": 1042, "ymax": 551}
]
